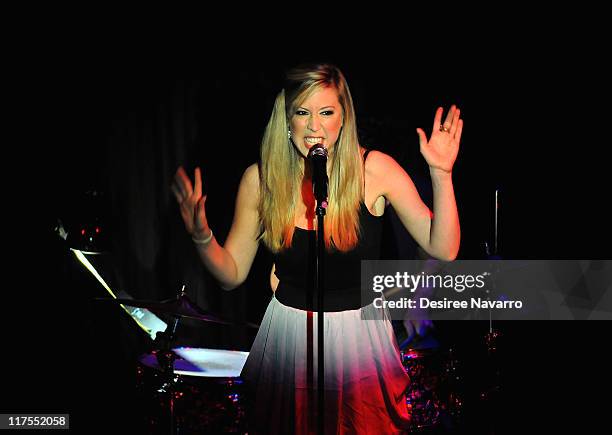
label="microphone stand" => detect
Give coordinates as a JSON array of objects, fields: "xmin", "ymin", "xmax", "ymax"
[
  {"xmin": 308, "ymin": 144, "xmax": 328, "ymax": 435},
  {"xmin": 315, "ymin": 196, "xmax": 327, "ymax": 435}
]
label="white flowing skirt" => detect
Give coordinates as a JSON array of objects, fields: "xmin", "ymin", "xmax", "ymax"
[{"xmin": 241, "ymin": 296, "xmax": 411, "ymax": 434}]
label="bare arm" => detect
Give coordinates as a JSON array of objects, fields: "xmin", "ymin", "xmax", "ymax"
[
  {"xmin": 372, "ymin": 151, "xmax": 459, "ymax": 261},
  {"xmin": 375, "ymin": 106, "xmax": 462, "ymax": 261},
  {"xmin": 218, "ymin": 164, "xmax": 261, "ymax": 289},
  {"xmin": 172, "ymin": 164, "xmax": 261, "ymax": 290},
  {"xmin": 427, "ymin": 168, "xmax": 460, "ymax": 260}
]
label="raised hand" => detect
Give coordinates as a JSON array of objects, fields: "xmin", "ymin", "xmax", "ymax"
[
  {"xmin": 171, "ymin": 166, "xmax": 210, "ymax": 239},
  {"xmin": 417, "ymin": 105, "xmax": 463, "ymax": 173}
]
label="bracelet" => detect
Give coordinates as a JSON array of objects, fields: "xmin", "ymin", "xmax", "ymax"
[{"xmin": 192, "ymin": 229, "xmax": 213, "ymax": 245}]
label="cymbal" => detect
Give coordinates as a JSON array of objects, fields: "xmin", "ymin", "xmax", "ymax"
[{"xmin": 96, "ymin": 293, "xmax": 230, "ymax": 324}]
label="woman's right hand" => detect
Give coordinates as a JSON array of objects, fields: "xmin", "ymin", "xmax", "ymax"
[{"xmin": 171, "ymin": 166, "xmax": 210, "ymax": 239}]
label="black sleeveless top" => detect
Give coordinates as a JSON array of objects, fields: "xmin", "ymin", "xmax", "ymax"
[{"xmin": 273, "ymin": 150, "xmax": 383, "ymax": 312}]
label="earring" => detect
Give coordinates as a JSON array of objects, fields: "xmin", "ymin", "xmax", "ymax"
[{"xmin": 287, "ymin": 129, "xmax": 292, "ymax": 139}]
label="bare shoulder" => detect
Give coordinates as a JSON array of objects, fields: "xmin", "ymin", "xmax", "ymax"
[
  {"xmin": 364, "ymin": 149, "xmax": 415, "ymax": 199},
  {"xmin": 365, "ymin": 149, "xmax": 396, "ymax": 166},
  {"xmin": 241, "ymin": 163, "xmax": 260, "ymax": 196},
  {"xmin": 361, "ymin": 149, "xmax": 401, "ymax": 210},
  {"xmin": 364, "ymin": 149, "xmax": 403, "ymax": 179},
  {"xmin": 233, "ymin": 163, "xmax": 260, "ymax": 213},
  {"xmin": 243, "ymin": 162, "xmax": 259, "ymax": 182}
]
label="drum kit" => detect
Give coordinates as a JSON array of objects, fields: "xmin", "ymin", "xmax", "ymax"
[
  {"xmin": 399, "ymin": 342, "xmax": 464, "ymax": 432},
  {"xmin": 98, "ymin": 287, "xmax": 251, "ymax": 434}
]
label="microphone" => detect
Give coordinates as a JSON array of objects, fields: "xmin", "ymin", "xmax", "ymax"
[{"xmin": 307, "ymin": 144, "xmax": 328, "ymax": 204}]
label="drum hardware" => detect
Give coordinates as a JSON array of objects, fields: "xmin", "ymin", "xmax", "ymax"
[
  {"xmin": 137, "ymin": 347, "xmax": 249, "ymax": 433},
  {"xmin": 95, "ymin": 285, "xmax": 230, "ymax": 324},
  {"xmin": 401, "ymin": 346, "xmax": 464, "ymax": 432},
  {"xmin": 98, "ymin": 285, "xmax": 237, "ymax": 434},
  {"xmin": 99, "ymin": 285, "xmax": 253, "ymax": 433},
  {"xmin": 151, "ymin": 286, "xmax": 184, "ymax": 435},
  {"xmin": 476, "ymin": 189, "xmax": 503, "ymax": 421}
]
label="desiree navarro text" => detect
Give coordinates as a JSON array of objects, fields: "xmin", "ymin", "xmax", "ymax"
[{"xmin": 373, "ymin": 297, "xmax": 523, "ymax": 310}]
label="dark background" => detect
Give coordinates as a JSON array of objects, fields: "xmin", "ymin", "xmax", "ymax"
[{"xmin": 5, "ymin": 30, "xmax": 611, "ymax": 433}]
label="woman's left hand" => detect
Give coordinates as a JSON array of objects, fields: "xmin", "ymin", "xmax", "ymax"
[{"xmin": 417, "ymin": 105, "xmax": 463, "ymax": 173}]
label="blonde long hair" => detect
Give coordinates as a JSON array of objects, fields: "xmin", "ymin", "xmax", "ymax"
[{"xmin": 258, "ymin": 64, "xmax": 364, "ymax": 253}]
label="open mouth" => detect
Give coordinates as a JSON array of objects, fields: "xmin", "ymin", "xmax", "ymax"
[{"xmin": 304, "ymin": 137, "xmax": 325, "ymax": 148}]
